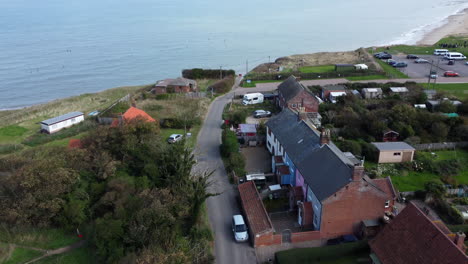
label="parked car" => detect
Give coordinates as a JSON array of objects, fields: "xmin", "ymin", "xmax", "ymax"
[
  {"xmin": 386, "ymin": 59, "xmax": 397, "ymax": 66},
  {"xmin": 167, "ymin": 134, "xmax": 183, "ymax": 143},
  {"xmin": 465, "ymin": 61, "xmax": 468, "ymax": 65},
  {"xmin": 393, "ymin": 62, "xmax": 408, "ymax": 68},
  {"xmin": 448, "ymin": 59, "xmax": 455, "ymax": 65},
  {"xmin": 430, "ymin": 71, "xmax": 438, "ymax": 79},
  {"xmin": 326, "ymin": 235, "xmax": 358, "ymax": 246},
  {"xmin": 379, "ymin": 54, "xmax": 392, "ymax": 59},
  {"xmin": 253, "ymin": 110, "xmax": 271, "ymax": 118},
  {"xmin": 232, "ymin": 215, "xmax": 248, "ymax": 242},
  {"xmin": 415, "ymin": 58, "xmax": 429, "ymax": 63},
  {"xmin": 406, "ymin": 54, "xmax": 419, "ymax": 59},
  {"xmin": 444, "ymin": 71, "xmax": 459, "ymax": 77},
  {"xmin": 374, "ymin": 52, "xmax": 388, "ymax": 58}
]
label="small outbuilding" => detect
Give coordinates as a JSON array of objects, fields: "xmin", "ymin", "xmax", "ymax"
[
  {"xmin": 361, "ymin": 88, "xmax": 383, "ymax": 99},
  {"xmin": 321, "ymin": 85, "xmax": 347, "ymax": 101},
  {"xmin": 372, "ymin": 142, "xmax": 415, "ymax": 164},
  {"xmin": 389, "ymin": 87, "xmax": 409, "ymax": 96},
  {"xmin": 40, "ymin": 112, "xmax": 84, "ymax": 134},
  {"xmin": 354, "ymin": 64, "xmax": 368, "ymax": 70},
  {"xmin": 335, "ymin": 64, "xmax": 355, "ymax": 72}
]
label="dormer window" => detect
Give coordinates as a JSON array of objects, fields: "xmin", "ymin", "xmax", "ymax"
[{"xmin": 385, "ymin": 200, "xmax": 390, "ymax": 208}]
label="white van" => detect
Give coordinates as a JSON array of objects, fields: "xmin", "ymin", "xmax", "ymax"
[
  {"xmin": 232, "ymin": 215, "xmax": 248, "ymax": 242},
  {"xmin": 444, "ymin": 52, "xmax": 467, "ymax": 60},
  {"xmin": 242, "ymin": 93, "xmax": 264, "ymax": 105},
  {"xmin": 434, "ymin": 49, "xmax": 449, "ymax": 56}
]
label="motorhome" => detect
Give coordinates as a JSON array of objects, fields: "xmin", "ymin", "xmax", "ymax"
[
  {"xmin": 444, "ymin": 52, "xmax": 467, "ymax": 60},
  {"xmin": 242, "ymin": 93, "xmax": 264, "ymax": 105},
  {"xmin": 433, "ymin": 49, "xmax": 448, "ymax": 56}
]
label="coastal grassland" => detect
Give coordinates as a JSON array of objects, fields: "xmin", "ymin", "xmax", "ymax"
[
  {"xmin": 0, "ymin": 84, "xmax": 151, "ymax": 146},
  {"xmin": 375, "ymin": 59, "xmax": 409, "ymax": 78},
  {"xmin": 299, "ymin": 65, "xmax": 335, "ymax": 73},
  {"xmin": 2, "ymin": 246, "xmax": 42, "ymax": 264},
  {"xmin": 421, "ymin": 83, "xmax": 468, "ymax": 101},
  {"xmin": 196, "ymin": 79, "xmax": 217, "ymax": 92},
  {"xmin": 346, "ymin": 75, "xmax": 388, "ymax": 81},
  {"xmin": 33, "ymin": 247, "xmax": 95, "ymax": 264},
  {"xmin": 373, "ymin": 36, "xmax": 468, "ymax": 56}
]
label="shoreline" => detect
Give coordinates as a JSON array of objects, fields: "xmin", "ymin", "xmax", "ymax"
[{"xmin": 417, "ymin": 8, "xmax": 468, "ymax": 45}]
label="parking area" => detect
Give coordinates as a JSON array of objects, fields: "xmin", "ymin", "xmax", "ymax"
[
  {"xmin": 241, "ymin": 146, "xmax": 272, "ymax": 173},
  {"xmin": 392, "ymin": 54, "xmax": 468, "ymax": 78}
]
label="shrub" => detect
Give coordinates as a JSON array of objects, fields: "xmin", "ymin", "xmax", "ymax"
[
  {"xmin": 0, "ymin": 144, "xmax": 23, "ymax": 155},
  {"xmin": 453, "ymin": 197, "xmax": 468, "ymax": 205},
  {"xmin": 220, "ymin": 129, "xmax": 239, "ymax": 158},
  {"xmin": 337, "ymin": 140, "xmax": 362, "ymax": 155},
  {"xmin": 209, "ymin": 76, "xmax": 235, "ymax": 94},
  {"xmin": 434, "ymin": 200, "xmax": 464, "ymax": 225}
]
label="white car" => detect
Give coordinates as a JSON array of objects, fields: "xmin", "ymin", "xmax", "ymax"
[
  {"xmin": 253, "ymin": 110, "xmax": 271, "ymax": 118},
  {"xmin": 415, "ymin": 58, "xmax": 429, "ymax": 63},
  {"xmin": 167, "ymin": 134, "xmax": 183, "ymax": 143},
  {"xmin": 232, "ymin": 215, "xmax": 248, "ymax": 242}
]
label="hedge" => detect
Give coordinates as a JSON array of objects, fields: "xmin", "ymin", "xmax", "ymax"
[
  {"xmin": 209, "ymin": 76, "xmax": 235, "ymax": 94},
  {"xmin": 182, "ymin": 68, "xmax": 235, "ymax": 79}
]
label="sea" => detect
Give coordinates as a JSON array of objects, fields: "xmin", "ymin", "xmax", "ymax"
[{"xmin": 1, "ymin": 0, "xmax": 468, "ymax": 110}]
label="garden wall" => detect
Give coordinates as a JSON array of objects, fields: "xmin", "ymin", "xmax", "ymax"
[{"xmin": 413, "ymin": 142, "xmax": 468, "ymax": 151}]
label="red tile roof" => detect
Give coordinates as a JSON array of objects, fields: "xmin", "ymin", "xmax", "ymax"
[
  {"xmin": 369, "ymin": 202, "xmax": 468, "ymax": 264},
  {"xmin": 372, "ymin": 177, "xmax": 397, "ymax": 200},
  {"xmin": 238, "ymin": 181, "xmax": 274, "ymax": 236},
  {"xmin": 110, "ymin": 107, "xmax": 156, "ymax": 127}
]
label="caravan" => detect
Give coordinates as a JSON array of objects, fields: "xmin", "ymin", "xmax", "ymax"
[
  {"xmin": 242, "ymin": 93, "xmax": 264, "ymax": 105},
  {"xmin": 434, "ymin": 49, "xmax": 449, "ymax": 56}
]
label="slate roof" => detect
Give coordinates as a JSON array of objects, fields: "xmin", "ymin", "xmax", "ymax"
[
  {"xmin": 155, "ymin": 77, "xmax": 196, "ymax": 87},
  {"xmin": 369, "ymin": 202, "xmax": 468, "ymax": 264},
  {"xmin": 238, "ymin": 181, "xmax": 274, "ymax": 236},
  {"xmin": 41, "ymin": 112, "xmax": 83, "ymax": 125},
  {"xmin": 277, "ymin": 75, "xmax": 307, "ymax": 102},
  {"xmin": 266, "ymin": 108, "xmax": 355, "ymax": 201},
  {"xmin": 323, "ymin": 85, "xmax": 347, "ymax": 91},
  {"xmin": 372, "ymin": 142, "xmax": 415, "ymax": 151}
]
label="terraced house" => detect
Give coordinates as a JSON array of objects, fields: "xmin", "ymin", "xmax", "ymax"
[{"xmin": 266, "ymin": 109, "xmax": 397, "ymax": 238}]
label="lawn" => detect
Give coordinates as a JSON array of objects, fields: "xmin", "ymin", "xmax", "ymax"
[
  {"xmin": 34, "ymin": 247, "xmax": 95, "ymax": 264},
  {"xmin": 275, "ymin": 240, "xmax": 369, "ymax": 264},
  {"xmin": 346, "ymin": 75, "xmax": 388, "ymax": 81},
  {"xmin": 375, "ymin": 59, "xmax": 409, "ymax": 79},
  {"xmin": 160, "ymin": 125, "xmax": 200, "ymax": 149},
  {"xmin": 241, "ymin": 79, "xmax": 282, "ymax": 88},
  {"xmin": 299, "ymin": 65, "xmax": 335, "ymax": 73},
  {"xmin": 2, "ymin": 247, "xmax": 42, "ymax": 264},
  {"xmin": 421, "ymin": 83, "xmax": 468, "ymax": 101},
  {"xmin": 0, "ymin": 227, "xmax": 80, "ymax": 250}
]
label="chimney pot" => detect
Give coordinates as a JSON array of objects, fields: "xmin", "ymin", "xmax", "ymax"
[
  {"xmin": 455, "ymin": 231, "xmax": 466, "ymax": 250},
  {"xmin": 320, "ymin": 128, "xmax": 331, "ymax": 145}
]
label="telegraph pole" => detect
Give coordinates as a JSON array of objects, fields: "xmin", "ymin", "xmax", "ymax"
[
  {"xmin": 246, "ymin": 60, "xmax": 248, "ymax": 75},
  {"xmin": 219, "ymin": 66, "xmax": 222, "ymax": 79}
]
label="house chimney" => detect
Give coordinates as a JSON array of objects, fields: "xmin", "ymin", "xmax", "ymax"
[
  {"xmin": 295, "ymin": 76, "xmax": 301, "ymax": 82},
  {"xmin": 455, "ymin": 231, "xmax": 466, "ymax": 250},
  {"xmin": 320, "ymin": 128, "xmax": 331, "ymax": 145},
  {"xmin": 297, "ymin": 107, "xmax": 307, "ymax": 121},
  {"xmin": 352, "ymin": 165, "xmax": 365, "ymax": 181}
]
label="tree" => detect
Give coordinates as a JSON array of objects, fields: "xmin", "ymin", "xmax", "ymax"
[
  {"xmin": 436, "ymin": 100, "xmax": 457, "ymax": 113},
  {"xmin": 431, "ymin": 122, "xmax": 449, "ymax": 142},
  {"xmin": 424, "ymin": 181, "xmax": 445, "ymax": 200}
]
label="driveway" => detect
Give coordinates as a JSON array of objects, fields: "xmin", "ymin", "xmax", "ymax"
[{"xmin": 192, "ymin": 77, "xmax": 256, "ymax": 264}]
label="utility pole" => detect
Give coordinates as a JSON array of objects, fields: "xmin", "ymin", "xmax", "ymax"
[
  {"xmin": 219, "ymin": 66, "xmax": 222, "ymax": 79},
  {"xmin": 246, "ymin": 60, "xmax": 248, "ymax": 75}
]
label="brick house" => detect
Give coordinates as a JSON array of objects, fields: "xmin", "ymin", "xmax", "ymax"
[
  {"xmin": 151, "ymin": 77, "xmax": 197, "ymax": 94},
  {"xmin": 266, "ymin": 109, "xmax": 397, "ymax": 238},
  {"xmin": 277, "ymin": 76, "xmax": 320, "ymax": 113},
  {"xmin": 369, "ymin": 202, "xmax": 468, "ymax": 264}
]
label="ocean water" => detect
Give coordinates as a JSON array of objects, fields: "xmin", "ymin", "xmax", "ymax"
[{"xmin": 1, "ymin": 0, "xmax": 468, "ymax": 109}]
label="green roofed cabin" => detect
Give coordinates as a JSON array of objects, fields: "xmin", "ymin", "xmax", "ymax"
[{"xmin": 334, "ymin": 64, "xmax": 355, "ymax": 72}]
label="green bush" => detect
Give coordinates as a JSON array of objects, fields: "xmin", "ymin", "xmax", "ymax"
[
  {"xmin": 209, "ymin": 76, "xmax": 235, "ymax": 94},
  {"xmin": 453, "ymin": 197, "xmax": 468, "ymax": 205},
  {"xmin": 220, "ymin": 129, "xmax": 239, "ymax": 158},
  {"xmin": 337, "ymin": 140, "xmax": 362, "ymax": 156},
  {"xmin": 434, "ymin": 200, "xmax": 464, "ymax": 225}
]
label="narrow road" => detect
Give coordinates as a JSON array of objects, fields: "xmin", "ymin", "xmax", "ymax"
[{"xmin": 192, "ymin": 77, "xmax": 256, "ymax": 264}]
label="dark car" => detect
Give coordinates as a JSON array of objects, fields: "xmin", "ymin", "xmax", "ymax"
[
  {"xmin": 374, "ymin": 52, "xmax": 388, "ymax": 58},
  {"xmin": 379, "ymin": 54, "xmax": 392, "ymax": 59},
  {"xmin": 406, "ymin": 54, "xmax": 419, "ymax": 59},
  {"xmin": 386, "ymin": 59, "xmax": 397, "ymax": 66},
  {"xmin": 326, "ymin": 235, "xmax": 358, "ymax": 246},
  {"xmin": 448, "ymin": 59, "xmax": 455, "ymax": 65},
  {"xmin": 393, "ymin": 62, "xmax": 408, "ymax": 68}
]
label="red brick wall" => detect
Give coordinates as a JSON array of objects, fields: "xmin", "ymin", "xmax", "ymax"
[
  {"xmin": 152, "ymin": 87, "xmax": 166, "ymax": 94},
  {"xmin": 320, "ymin": 181, "xmax": 389, "ymax": 239},
  {"xmin": 288, "ymin": 91, "xmax": 319, "ymax": 112},
  {"xmin": 254, "ymin": 232, "xmax": 282, "ymax": 247},
  {"xmin": 291, "ymin": 231, "xmax": 321, "ymax": 243}
]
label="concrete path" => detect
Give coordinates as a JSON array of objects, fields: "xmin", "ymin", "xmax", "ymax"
[
  {"xmin": 23, "ymin": 240, "xmax": 86, "ymax": 264},
  {"xmin": 192, "ymin": 77, "xmax": 256, "ymax": 264}
]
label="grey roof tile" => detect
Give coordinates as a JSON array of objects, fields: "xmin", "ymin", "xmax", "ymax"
[{"xmin": 41, "ymin": 112, "xmax": 83, "ymax": 125}]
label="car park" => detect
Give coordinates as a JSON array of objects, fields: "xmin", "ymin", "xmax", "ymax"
[
  {"xmin": 253, "ymin": 110, "xmax": 271, "ymax": 118},
  {"xmin": 406, "ymin": 54, "xmax": 418, "ymax": 59},
  {"xmin": 167, "ymin": 134, "xmax": 183, "ymax": 143},
  {"xmin": 448, "ymin": 60, "xmax": 455, "ymax": 65},
  {"xmin": 379, "ymin": 54, "xmax": 392, "ymax": 59},
  {"xmin": 232, "ymin": 215, "xmax": 248, "ymax": 242},
  {"xmin": 415, "ymin": 58, "xmax": 429, "ymax": 63},
  {"xmin": 444, "ymin": 71, "xmax": 459, "ymax": 77},
  {"xmin": 393, "ymin": 62, "xmax": 408, "ymax": 68}
]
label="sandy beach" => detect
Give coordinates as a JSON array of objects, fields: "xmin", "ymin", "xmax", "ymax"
[{"xmin": 418, "ymin": 8, "xmax": 468, "ymax": 45}]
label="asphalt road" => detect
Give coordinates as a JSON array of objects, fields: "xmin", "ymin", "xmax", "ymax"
[{"xmin": 192, "ymin": 77, "xmax": 257, "ymax": 264}]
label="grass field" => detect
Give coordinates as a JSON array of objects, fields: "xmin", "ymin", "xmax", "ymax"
[
  {"xmin": 240, "ymin": 79, "xmax": 282, "ymax": 88},
  {"xmin": 375, "ymin": 59, "xmax": 409, "ymax": 79},
  {"xmin": 2, "ymin": 247, "xmax": 42, "ymax": 264},
  {"xmin": 196, "ymin": 79, "xmax": 217, "ymax": 92},
  {"xmin": 0, "ymin": 227, "xmax": 80, "ymax": 250},
  {"xmin": 34, "ymin": 247, "xmax": 94, "ymax": 264},
  {"xmin": 421, "ymin": 83, "xmax": 468, "ymax": 101},
  {"xmin": 346, "ymin": 75, "xmax": 388, "ymax": 81},
  {"xmin": 299, "ymin": 65, "xmax": 335, "ymax": 73}
]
